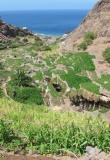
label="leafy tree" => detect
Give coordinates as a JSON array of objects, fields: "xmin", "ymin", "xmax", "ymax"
[
  {"xmin": 12, "ymin": 70, "xmax": 33, "ymax": 87},
  {"xmin": 7, "ymin": 70, "xmax": 43, "ymax": 105}
]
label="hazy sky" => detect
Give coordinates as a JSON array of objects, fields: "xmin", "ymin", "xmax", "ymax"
[{"xmin": 0, "ymin": 0, "xmax": 99, "ymax": 10}]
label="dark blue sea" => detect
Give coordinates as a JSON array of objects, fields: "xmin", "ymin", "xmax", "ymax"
[{"xmin": 0, "ymin": 10, "xmax": 90, "ymax": 36}]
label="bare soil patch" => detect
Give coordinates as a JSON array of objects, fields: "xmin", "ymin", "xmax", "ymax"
[{"xmin": 0, "ymin": 155, "xmax": 56, "ymax": 160}]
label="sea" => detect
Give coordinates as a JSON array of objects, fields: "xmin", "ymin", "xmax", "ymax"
[{"xmin": 0, "ymin": 10, "xmax": 90, "ymax": 36}]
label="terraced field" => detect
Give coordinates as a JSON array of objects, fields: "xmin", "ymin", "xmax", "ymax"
[{"xmin": 0, "ymin": 37, "xmax": 110, "ymax": 108}]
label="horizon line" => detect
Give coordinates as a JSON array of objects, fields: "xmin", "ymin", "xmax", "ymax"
[{"xmin": 0, "ymin": 8, "xmax": 91, "ymax": 11}]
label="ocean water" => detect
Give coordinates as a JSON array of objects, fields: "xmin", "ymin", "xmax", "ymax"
[{"xmin": 0, "ymin": 10, "xmax": 90, "ymax": 36}]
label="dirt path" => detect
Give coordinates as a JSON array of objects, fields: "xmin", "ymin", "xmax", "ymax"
[{"xmin": 0, "ymin": 155, "xmax": 56, "ymax": 160}]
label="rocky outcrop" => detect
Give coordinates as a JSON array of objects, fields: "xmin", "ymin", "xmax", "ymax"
[
  {"xmin": 64, "ymin": 0, "xmax": 110, "ymax": 50},
  {"xmin": 0, "ymin": 19, "xmax": 33, "ymax": 41},
  {"xmin": 69, "ymin": 89, "xmax": 110, "ymax": 110}
]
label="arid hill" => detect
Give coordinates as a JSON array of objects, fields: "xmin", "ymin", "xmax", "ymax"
[{"xmin": 64, "ymin": 0, "xmax": 110, "ymax": 51}]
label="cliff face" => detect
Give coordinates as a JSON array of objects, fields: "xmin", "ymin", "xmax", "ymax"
[
  {"xmin": 0, "ymin": 19, "xmax": 32, "ymax": 41},
  {"xmin": 64, "ymin": 0, "xmax": 110, "ymax": 50}
]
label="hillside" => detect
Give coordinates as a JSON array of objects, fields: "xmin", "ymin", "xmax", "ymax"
[
  {"xmin": 0, "ymin": 19, "xmax": 33, "ymax": 41},
  {"xmin": 64, "ymin": 0, "xmax": 110, "ymax": 50},
  {"xmin": 0, "ymin": 34, "xmax": 110, "ymax": 110},
  {"xmin": 0, "ymin": 11, "xmax": 110, "ymax": 110},
  {"xmin": 0, "ymin": 0, "xmax": 110, "ymax": 110},
  {"xmin": 0, "ymin": 1, "xmax": 110, "ymax": 159}
]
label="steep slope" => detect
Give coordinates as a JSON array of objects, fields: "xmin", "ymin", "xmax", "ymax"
[{"xmin": 64, "ymin": 0, "xmax": 110, "ymax": 51}]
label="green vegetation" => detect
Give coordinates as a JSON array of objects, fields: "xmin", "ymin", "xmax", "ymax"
[
  {"xmin": 13, "ymin": 87, "xmax": 43, "ymax": 105},
  {"xmin": 34, "ymin": 37, "xmax": 44, "ymax": 46},
  {"xmin": 0, "ymin": 31, "xmax": 110, "ymax": 157},
  {"xmin": 97, "ymin": 74, "xmax": 110, "ymax": 90},
  {"xmin": 40, "ymin": 45, "xmax": 51, "ymax": 51},
  {"xmin": 18, "ymin": 31, "xmax": 25, "ymax": 37},
  {"xmin": 84, "ymin": 32, "xmax": 96, "ymax": 41},
  {"xmin": 9, "ymin": 42, "xmax": 20, "ymax": 48},
  {"xmin": 0, "ymin": 89, "xmax": 4, "ymax": 97},
  {"xmin": 48, "ymin": 84, "xmax": 60, "ymax": 97},
  {"xmin": 78, "ymin": 42, "xmax": 87, "ymax": 51},
  {"xmin": 7, "ymin": 70, "xmax": 43, "ymax": 105},
  {"xmin": 78, "ymin": 32, "xmax": 96, "ymax": 50},
  {"xmin": 0, "ymin": 119, "xmax": 14, "ymax": 144},
  {"xmin": 61, "ymin": 69, "xmax": 91, "ymax": 89},
  {"xmin": 103, "ymin": 47, "xmax": 110, "ymax": 63},
  {"xmin": 30, "ymin": 52, "xmax": 38, "ymax": 57},
  {"xmin": 0, "ymin": 62, "xmax": 4, "ymax": 69},
  {"xmin": 81, "ymin": 82, "xmax": 100, "ymax": 95},
  {"xmin": 0, "ymin": 43, "xmax": 7, "ymax": 50},
  {"xmin": 0, "ymin": 98, "xmax": 110, "ymax": 155},
  {"xmin": 73, "ymin": 52, "xmax": 95, "ymax": 72},
  {"xmin": 11, "ymin": 70, "xmax": 33, "ymax": 87},
  {"xmin": 35, "ymin": 71, "xmax": 43, "ymax": 81},
  {"xmin": 56, "ymin": 52, "xmax": 95, "ymax": 72},
  {"xmin": 0, "ymin": 41, "xmax": 23, "ymax": 50}
]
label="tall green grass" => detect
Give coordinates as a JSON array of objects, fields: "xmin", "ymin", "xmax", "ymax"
[{"xmin": 0, "ymin": 98, "xmax": 110, "ymax": 155}]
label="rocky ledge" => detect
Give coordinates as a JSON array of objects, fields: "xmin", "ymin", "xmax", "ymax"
[{"xmin": 0, "ymin": 19, "xmax": 33, "ymax": 41}]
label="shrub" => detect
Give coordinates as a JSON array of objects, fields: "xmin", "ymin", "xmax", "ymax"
[
  {"xmin": 84, "ymin": 32, "xmax": 96, "ymax": 40},
  {"xmin": 34, "ymin": 37, "xmax": 44, "ymax": 46},
  {"xmin": 0, "ymin": 43, "xmax": 7, "ymax": 50},
  {"xmin": 103, "ymin": 47, "xmax": 110, "ymax": 63},
  {"xmin": 78, "ymin": 42, "xmax": 87, "ymax": 51},
  {"xmin": 78, "ymin": 32, "xmax": 96, "ymax": 50},
  {"xmin": 18, "ymin": 31, "xmax": 25, "ymax": 37},
  {"xmin": 84, "ymin": 38, "xmax": 93, "ymax": 45},
  {"xmin": 11, "ymin": 70, "xmax": 33, "ymax": 87},
  {"xmin": 0, "ymin": 119, "xmax": 14, "ymax": 144},
  {"xmin": 7, "ymin": 70, "xmax": 43, "ymax": 104},
  {"xmin": 13, "ymin": 87, "xmax": 43, "ymax": 105}
]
